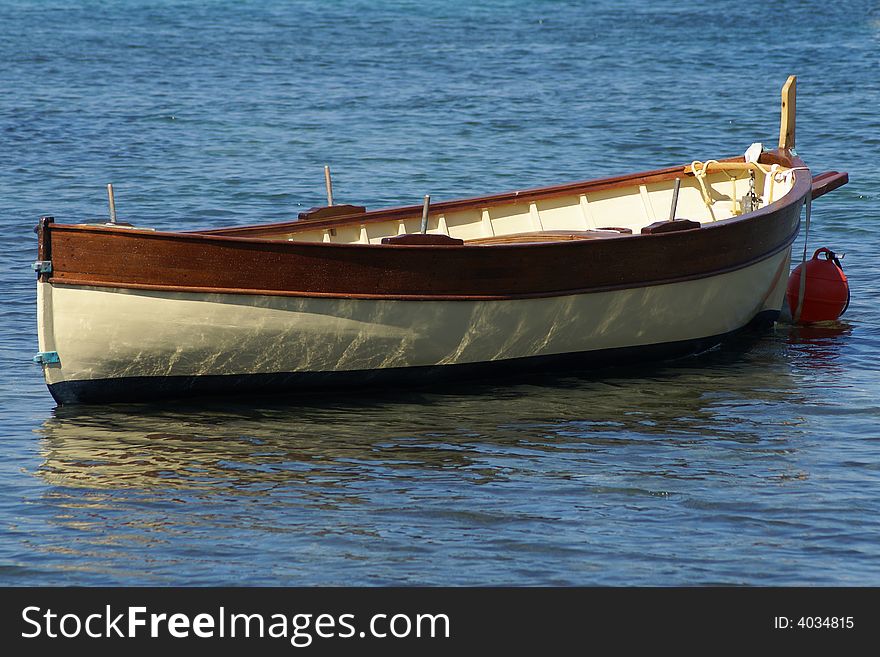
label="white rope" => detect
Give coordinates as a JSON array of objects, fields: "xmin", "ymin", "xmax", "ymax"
[
  {"xmin": 689, "ymin": 160, "xmax": 718, "ymax": 221},
  {"xmin": 689, "ymin": 160, "xmax": 806, "ymax": 220},
  {"xmin": 689, "ymin": 159, "xmax": 780, "ymax": 221}
]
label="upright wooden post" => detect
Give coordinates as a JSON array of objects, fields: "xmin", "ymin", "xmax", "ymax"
[{"xmin": 778, "ymin": 75, "xmax": 796, "ymax": 151}]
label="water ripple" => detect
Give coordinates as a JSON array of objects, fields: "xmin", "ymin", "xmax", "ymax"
[{"xmin": 1, "ymin": 0, "xmax": 879, "ymax": 585}]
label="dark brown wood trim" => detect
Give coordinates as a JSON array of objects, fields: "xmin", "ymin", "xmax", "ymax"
[
  {"xmin": 811, "ymin": 171, "xmax": 848, "ymax": 200},
  {"xmin": 297, "ymin": 204, "xmax": 366, "ymax": 221},
  {"xmin": 42, "ymin": 151, "xmax": 809, "ymax": 301},
  {"xmin": 51, "ymin": 197, "xmax": 798, "ymax": 300},
  {"xmin": 640, "ymin": 219, "xmax": 701, "ymax": 235},
  {"xmin": 380, "ymin": 234, "xmax": 464, "ymax": 245},
  {"xmin": 48, "ymin": 233, "xmax": 798, "ymax": 302},
  {"xmin": 36, "ymin": 215, "xmax": 54, "ymax": 282}
]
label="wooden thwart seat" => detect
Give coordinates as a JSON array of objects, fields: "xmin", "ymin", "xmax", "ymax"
[
  {"xmin": 640, "ymin": 219, "xmax": 701, "ymax": 235},
  {"xmin": 381, "ymin": 233, "xmax": 464, "ymax": 245},
  {"xmin": 298, "ymin": 204, "xmax": 366, "ymax": 221},
  {"xmin": 467, "ymin": 228, "xmax": 631, "ymax": 245}
]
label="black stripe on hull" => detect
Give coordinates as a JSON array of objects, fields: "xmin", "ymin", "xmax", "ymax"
[{"xmin": 48, "ymin": 310, "xmax": 779, "ymax": 405}]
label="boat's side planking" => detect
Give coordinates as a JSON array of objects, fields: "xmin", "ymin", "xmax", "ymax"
[
  {"xmin": 40, "ymin": 248, "xmax": 791, "ymax": 401},
  {"xmin": 39, "ymin": 175, "xmax": 806, "ymax": 301}
]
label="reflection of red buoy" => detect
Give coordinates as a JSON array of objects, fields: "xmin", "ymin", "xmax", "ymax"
[{"xmin": 786, "ymin": 247, "xmax": 850, "ymax": 324}]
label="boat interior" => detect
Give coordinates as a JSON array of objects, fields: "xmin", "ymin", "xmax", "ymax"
[{"xmin": 198, "ymin": 156, "xmax": 798, "ymax": 246}]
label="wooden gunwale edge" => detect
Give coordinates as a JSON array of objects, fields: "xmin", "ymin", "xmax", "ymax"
[{"xmin": 46, "ymin": 225, "xmax": 799, "ymax": 302}]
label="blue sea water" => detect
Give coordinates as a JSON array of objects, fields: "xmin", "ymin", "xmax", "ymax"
[{"xmin": 1, "ymin": 0, "xmax": 879, "ymax": 585}]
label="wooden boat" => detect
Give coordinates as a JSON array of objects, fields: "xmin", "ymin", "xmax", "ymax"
[{"xmin": 34, "ymin": 76, "xmax": 848, "ymax": 404}]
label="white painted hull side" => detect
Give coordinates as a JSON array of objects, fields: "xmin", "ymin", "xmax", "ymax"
[{"xmin": 36, "ymin": 248, "xmax": 790, "ymax": 401}]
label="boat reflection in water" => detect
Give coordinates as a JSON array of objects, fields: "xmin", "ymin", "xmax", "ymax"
[
  {"xmin": 35, "ymin": 330, "xmax": 826, "ymax": 496},
  {"xmin": 29, "ymin": 327, "xmax": 855, "ymax": 584}
]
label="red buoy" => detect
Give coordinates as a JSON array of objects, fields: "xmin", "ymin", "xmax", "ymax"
[{"xmin": 786, "ymin": 247, "xmax": 850, "ymax": 324}]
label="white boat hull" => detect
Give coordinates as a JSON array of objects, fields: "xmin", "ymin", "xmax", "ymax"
[{"xmin": 37, "ymin": 248, "xmax": 790, "ymax": 404}]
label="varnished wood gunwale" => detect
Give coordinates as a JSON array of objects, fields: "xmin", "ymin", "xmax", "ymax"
[
  {"xmin": 47, "ymin": 234, "xmax": 799, "ymax": 302},
  {"xmin": 39, "ymin": 151, "xmax": 810, "ymax": 301},
  {"xmin": 810, "ymin": 171, "xmax": 848, "ymax": 200}
]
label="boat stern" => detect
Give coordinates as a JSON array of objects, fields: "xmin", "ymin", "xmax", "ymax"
[{"xmin": 34, "ymin": 216, "xmax": 65, "ymax": 401}]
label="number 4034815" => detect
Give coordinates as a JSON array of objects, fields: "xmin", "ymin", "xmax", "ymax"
[{"xmin": 774, "ymin": 617, "xmax": 854, "ymax": 629}]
